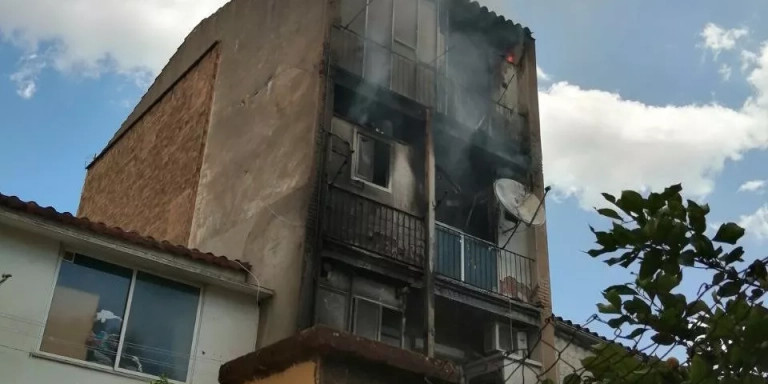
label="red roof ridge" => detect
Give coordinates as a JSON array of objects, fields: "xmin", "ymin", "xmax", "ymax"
[{"xmin": 0, "ymin": 193, "xmax": 252, "ymax": 272}]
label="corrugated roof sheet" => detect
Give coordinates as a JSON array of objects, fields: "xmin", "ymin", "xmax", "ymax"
[{"xmin": 0, "ymin": 193, "xmax": 252, "ymax": 272}]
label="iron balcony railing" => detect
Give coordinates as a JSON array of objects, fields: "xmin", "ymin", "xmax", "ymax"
[
  {"xmin": 324, "ymin": 185, "xmax": 426, "ymax": 267},
  {"xmin": 436, "ymin": 222, "xmax": 535, "ymax": 303}
]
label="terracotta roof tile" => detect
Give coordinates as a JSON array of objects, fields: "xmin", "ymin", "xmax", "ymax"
[
  {"xmin": 0, "ymin": 193, "xmax": 252, "ymax": 272},
  {"xmin": 553, "ymin": 316, "xmax": 652, "ymax": 360}
]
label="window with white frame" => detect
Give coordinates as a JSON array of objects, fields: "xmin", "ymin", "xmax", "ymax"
[
  {"xmin": 352, "ymin": 297, "xmax": 403, "ymax": 347},
  {"xmin": 40, "ymin": 252, "xmax": 200, "ymax": 382},
  {"xmin": 353, "ymin": 130, "xmax": 391, "ymax": 189}
]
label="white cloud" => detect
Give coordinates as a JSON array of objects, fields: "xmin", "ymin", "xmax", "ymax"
[
  {"xmin": 0, "ymin": 0, "xmax": 228, "ymax": 96},
  {"xmin": 738, "ymin": 180, "xmax": 766, "ymax": 192},
  {"xmin": 741, "ymin": 50, "xmax": 759, "ymax": 72},
  {"xmin": 537, "ymin": 66, "xmax": 551, "ymax": 82},
  {"xmin": 700, "ymin": 23, "xmax": 749, "ymax": 59},
  {"xmin": 9, "ymin": 52, "xmax": 46, "ymax": 99},
  {"xmin": 739, "ymin": 205, "xmax": 768, "ymax": 239},
  {"xmin": 719, "ymin": 64, "xmax": 733, "ymax": 81},
  {"xmin": 540, "ymin": 40, "xmax": 768, "ymax": 207}
]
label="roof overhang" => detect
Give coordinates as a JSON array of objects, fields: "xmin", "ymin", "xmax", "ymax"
[{"xmin": 0, "ymin": 206, "xmax": 273, "ymax": 301}]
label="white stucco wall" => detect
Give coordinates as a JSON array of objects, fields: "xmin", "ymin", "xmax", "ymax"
[
  {"xmin": 0, "ymin": 223, "xmax": 260, "ymax": 384},
  {"xmin": 554, "ymin": 332, "xmax": 594, "ymax": 383},
  {"xmin": 502, "ymin": 355, "xmax": 540, "ymax": 384}
]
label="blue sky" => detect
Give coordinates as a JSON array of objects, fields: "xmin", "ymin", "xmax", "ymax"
[{"xmin": 2, "ymin": 0, "xmax": 768, "ymax": 341}]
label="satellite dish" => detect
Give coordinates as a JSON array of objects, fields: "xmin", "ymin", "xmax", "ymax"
[{"xmin": 494, "ymin": 179, "xmax": 546, "ymax": 226}]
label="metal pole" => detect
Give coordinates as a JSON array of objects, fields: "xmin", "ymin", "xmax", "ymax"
[{"xmin": 424, "ymin": 107, "xmax": 436, "ymax": 357}]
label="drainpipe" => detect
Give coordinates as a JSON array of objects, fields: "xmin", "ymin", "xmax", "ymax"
[{"xmin": 424, "ymin": 108, "xmax": 436, "ymax": 357}]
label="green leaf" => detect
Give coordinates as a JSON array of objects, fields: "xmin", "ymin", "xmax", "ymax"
[
  {"xmin": 624, "ymin": 297, "xmax": 652, "ymax": 317},
  {"xmin": 594, "ymin": 230, "xmax": 617, "ymax": 249},
  {"xmin": 605, "ymin": 284, "xmax": 638, "ymax": 296},
  {"xmin": 661, "ymin": 184, "xmax": 683, "ymax": 199},
  {"xmin": 563, "ymin": 374, "xmax": 581, "ymax": 384},
  {"xmin": 651, "ymin": 332, "xmax": 676, "ymax": 345},
  {"xmin": 604, "ymin": 289, "xmax": 622, "ymax": 309},
  {"xmin": 602, "ymin": 193, "xmax": 616, "ymax": 204},
  {"xmin": 690, "ymin": 355, "xmax": 712, "ymax": 384},
  {"xmin": 607, "ymin": 315, "xmax": 629, "ymax": 329},
  {"xmin": 605, "ymin": 257, "xmax": 622, "ymax": 266},
  {"xmin": 679, "ymin": 250, "xmax": 695, "ymax": 267},
  {"xmin": 624, "ymin": 327, "xmax": 648, "ymax": 339},
  {"xmin": 685, "ymin": 300, "xmax": 711, "ymax": 316},
  {"xmin": 720, "ymin": 246, "xmax": 745, "ymax": 264},
  {"xmin": 690, "ymin": 234, "xmax": 716, "ymax": 259},
  {"xmin": 639, "ymin": 249, "xmax": 663, "ymax": 280},
  {"xmin": 717, "ymin": 281, "xmax": 742, "ymax": 297},
  {"xmin": 713, "ymin": 222, "xmax": 745, "ymax": 245},
  {"xmin": 712, "ymin": 271, "xmax": 725, "ymax": 285},
  {"xmin": 656, "ymin": 272, "xmax": 682, "ymax": 292},
  {"xmin": 618, "ymin": 190, "xmax": 645, "ymax": 213},
  {"xmin": 668, "ymin": 199, "xmax": 686, "ymax": 220},
  {"xmin": 597, "ymin": 208, "xmax": 623, "ymax": 221},
  {"xmin": 687, "ymin": 200, "xmax": 707, "ymax": 234},
  {"xmin": 647, "ymin": 193, "xmax": 665, "ymax": 213},
  {"xmin": 597, "ymin": 303, "xmax": 621, "ymax": 314}
]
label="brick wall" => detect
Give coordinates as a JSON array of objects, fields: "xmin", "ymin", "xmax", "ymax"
[{"xmin": 78, "ymin": 46, "xmax": 219, "ymax": 246}]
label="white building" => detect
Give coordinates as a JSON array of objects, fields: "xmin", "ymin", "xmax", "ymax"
[{"xmin": 0, "ymin": 193, "xmax": 272, "ymax": 384}]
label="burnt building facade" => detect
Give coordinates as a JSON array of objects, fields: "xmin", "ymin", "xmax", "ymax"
[{"xmin": 78, "ymin": 0, "xmax": 555, "ymax": 382}]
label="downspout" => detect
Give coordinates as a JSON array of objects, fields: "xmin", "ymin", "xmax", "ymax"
[{"xmin": 424, "ymin": 107, "xmax": 436, "ymax": 357}]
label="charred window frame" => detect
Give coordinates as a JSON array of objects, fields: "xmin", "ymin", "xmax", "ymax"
[
  {"xmin": 352, "ymin": 297, "xmax": 404, "ymax": 348},
  {"xmin": 315, "ymin": 264, "xmax": 405, "ymax": 347},
  {"xmin": 352, "ymin": 129, "xmax": 392, "ymax": 190},
  {"xmin": 339, "ymin": 0, "xmax": 440, "ymax": 66}
]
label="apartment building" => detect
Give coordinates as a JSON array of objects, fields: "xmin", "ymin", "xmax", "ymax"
[{"xmin": 77, "ymin": 0, "xmax": 555, "ymax": 382}]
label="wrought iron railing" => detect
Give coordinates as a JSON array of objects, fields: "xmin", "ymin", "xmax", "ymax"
[
  {"xmin": 436, "ymin": 222, "xmax": 535, "ymax": 303},
  {"xmin": 324, "ymin": 185, "xmax": 426, "ymax": 267}
]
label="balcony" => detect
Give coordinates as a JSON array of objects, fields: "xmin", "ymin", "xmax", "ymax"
[
  {"xmin": 436, "ymin": 223, "xmax": 535, "ymax": 303},
  {"xmin": 324, "ymin": 185, "xmax": 425, "ymax": 267},
  {"xmin": 322, "ymin": 186, "xmax": 535, "ymax": 303}
]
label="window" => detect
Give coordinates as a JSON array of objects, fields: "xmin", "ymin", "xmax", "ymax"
[
  {"xmin": 352, "ymin": 298, "xmax": 403, "ymax": 347},
  {"xmin": 354, "ymin": 131, "xmax": 391, "ymax": 189},
  {"xmin": 394, "ymin": 0, "xmax": 418, "ymax": 49},
  {"xmin": 41, "ymin": 253, "xmax": 200, "ymax": 382},
  {"xmin": 315, "ymin": 287, "xmax": 348, "ymax": 330}
]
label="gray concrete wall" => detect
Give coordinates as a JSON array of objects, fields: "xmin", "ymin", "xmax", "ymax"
[
  {"xmin": 181, "ymin": 0, "xmax": 332, "ymax": 347},
  {"xmin": 327, "ymin": 117, "xmax": 424, "ymax": 216}
]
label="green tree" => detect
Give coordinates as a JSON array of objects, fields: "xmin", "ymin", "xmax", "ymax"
[{"xmin": 566, "ymin": 184, "xmax": 768, "ymax": 384}]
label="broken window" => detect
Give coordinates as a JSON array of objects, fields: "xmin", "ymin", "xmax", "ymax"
[
  {"xmin": 354, "ymin": 131, "xmax": 391, "ymax": 188},
  {"xmin": 316, "ymin": 287, "xmax": 348, "ymax": 330},
  {"xmin": 352, "ymin": 298, "xmax": 403, "ymax": 347}
]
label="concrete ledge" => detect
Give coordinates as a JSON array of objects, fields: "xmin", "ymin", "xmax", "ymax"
[{"xmin": 219, "ymin": 326, "xmax": 460, "ymax": 384}]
